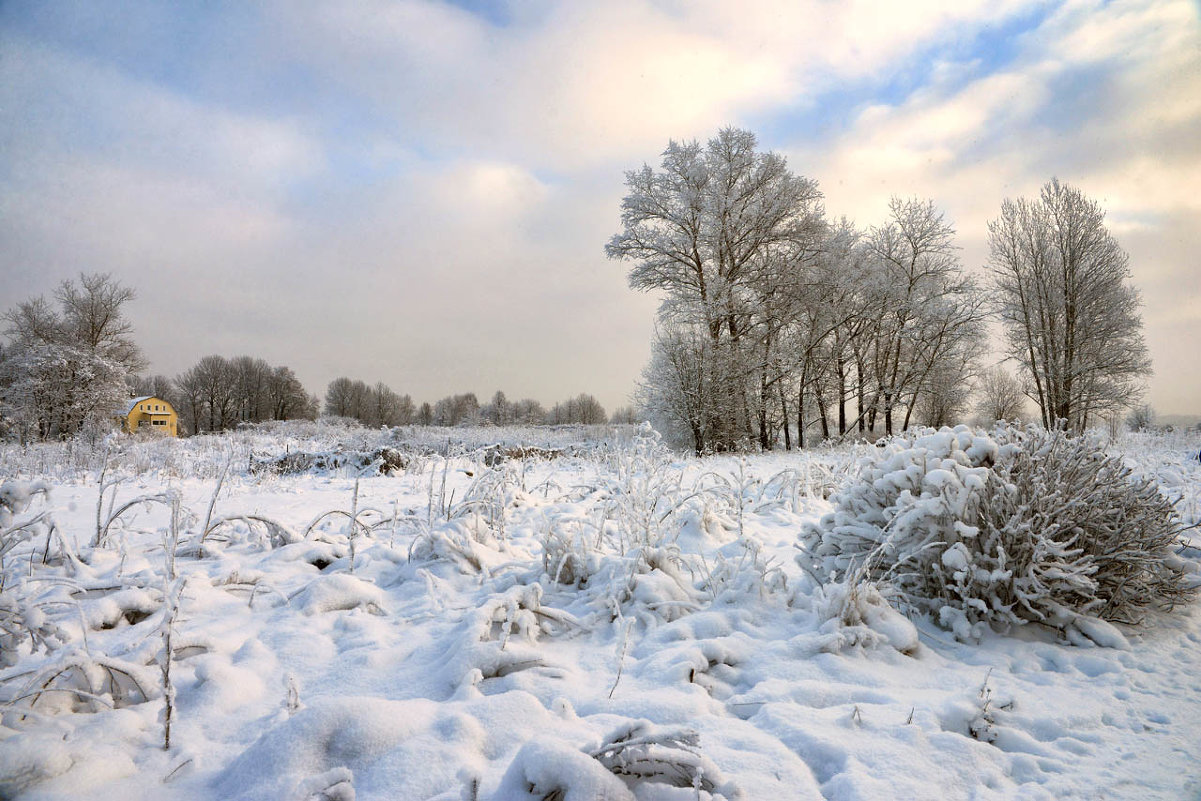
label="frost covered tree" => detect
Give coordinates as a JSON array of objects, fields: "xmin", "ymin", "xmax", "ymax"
[
  {"xmin": 913, "ymin": 355, "xmax": 976, "ymax": 428},
  {"xmin": 987, "ymin": 179, "xmax": 1150, "ymax": 432},
  {"xmin": 610, "ymin": 131, "xmax": 987, "ymax": 450},
  {"xmin": 0, "ymin": 273, "xmax": 145, "ymax": 440},
  {"xmin": 0, "ymin": 346, "xmax": 127, "ymax": 442},
  {"xmin": 636, "ymin": 323, "xmax": 716, "ymax": 450},
  {"xmin": 607, "ymin": 128, "xmax": 825, "ymax": 452}
]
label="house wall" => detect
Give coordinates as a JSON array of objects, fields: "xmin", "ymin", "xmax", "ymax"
[{"xmin": 124, "ymin": 398, "xmax": 179, "ymax": 437}]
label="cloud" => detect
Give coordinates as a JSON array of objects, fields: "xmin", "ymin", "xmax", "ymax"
[
  {"xmin": 781, "ymin": 0, "xmax": 1201, "ymax": 413},
  {"xmin": 261, "ymin": 0, "xmax": 1057, "ymax": 172},
  {"xmin": 1, "ymin": 0, "xmax": 1197, "ymax": 414}
]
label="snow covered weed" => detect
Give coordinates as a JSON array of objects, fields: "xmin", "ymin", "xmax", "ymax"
[
  {"xmin": 602, "ymin": 424, "xmax": 686, "ymax": 551},
  {"xmin": 800, "ymin": 424, "xmax": 1196, "ymax": 641},
  {"xmin": 0, "ymin": 481, "xmax": 70, "ymax": 669},
  {"xmin": 702, "ymin": 538, "xmax": 789, "ymax": 604},
  {"xmin": 807, "ymin": 577, "xmax": 920, "ymax": 655},
  {"xmin": 9, "ymin": 653, "xmax": 157, "ymax": 715},
  {"xmin": 589, "ymin": 720, "xmax": 736, "ymax": 796}
]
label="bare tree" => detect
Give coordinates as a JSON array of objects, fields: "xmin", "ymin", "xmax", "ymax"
[
  {"xmin": 173, "ymin": 357, "xmax": 314, "ymax": 434},
  {"xmin": 364, "ymin": 382, "xmax": 411, "ymax": 427},
  {"xmin": 433, "ymin": 393, "xmax": 480, "ymax": 427},
  {"xmin": 510, "ymin": 398, "xmax": 545, "ymax": 425},
  {"xmin": 267, "ymin": 366, "xmax": 316, "ymax": 421},
  {"xmin": 325, "ymin": 377, "xmax": 368, "ymax": 420},
  {"xmin": 173, "ymin": 367, "xmax": 206, "ymax": 437},
  {"xmin": 132, "ymin": 374, "xmax": 177, "ymax": 405},
  {"xmin": 862, "ymin": 197, "xmax": 984, "ymax": 435},
  {"xmin": 548, "ymin": 393, "xmax": 607, "ymax": 425},
  {"xmin": 1126, "ymin": 404, "xmax": 1155, "ymax": 432},
  {"xmin": 230, "ymin": 356, "xmax": 272, "ymax": 423},
  {"xmin": 974, "ymin": 365, "xmax": 1027, "ymax": 424},
  {"xmin": 610, "ymin": 406, "xmax": 641, "ymax": 425},
  {"xmin": 987, "ymin": 179, "xmax": 1151, "ymax": 431},
  {"xmin": 54, "ymin": 273, "xmax": 146, "ymax": 373},
  {"xmin": 192, "ymin": 356, "xmax": 238, "ymax": 433},
  {"xmin": 483, "ymin": 390, "xmax": 512, "ymax": 426}
]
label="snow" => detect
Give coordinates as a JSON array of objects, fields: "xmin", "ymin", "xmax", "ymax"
[{"xmin": 0, "ymin": 425, "xmax": 1199, "ymax": 799}]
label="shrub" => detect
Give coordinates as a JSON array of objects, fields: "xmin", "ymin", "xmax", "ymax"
[{"xmin": 799, "ymin": 424, "xmax": 1195, "ymax": 640}]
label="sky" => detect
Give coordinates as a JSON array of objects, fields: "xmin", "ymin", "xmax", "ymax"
[{"xmin": 1, "ymin": 0, "xmax": 1198, "ymax": 417}]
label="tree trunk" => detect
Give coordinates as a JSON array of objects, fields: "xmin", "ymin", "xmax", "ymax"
[
  {"xmin": 837, "ymin": 358, "xmax": 847, "ymax": 436},
  {"xmin": 780, "ymin": 385, "xmax": 791, "ymax": 450}
]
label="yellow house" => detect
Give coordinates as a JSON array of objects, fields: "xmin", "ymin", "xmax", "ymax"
[{"xmin": 121, "ymin": 396, "xmax": 179, "ymax": 437}]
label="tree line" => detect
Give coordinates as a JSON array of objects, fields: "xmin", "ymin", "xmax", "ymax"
[
  {"xmin": 322, "ymin": 385, "xmax": 622, "ymax": 428},
  {"xmin": 608, "ymin": 128, "xmax": 1149, "ymax": 453},
  {"xmin": 0, "ymin": 276, "xmax": 628, "ymax": 439}
]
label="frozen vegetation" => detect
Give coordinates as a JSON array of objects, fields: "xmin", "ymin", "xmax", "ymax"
[{"xmin": 0, "ymin": 422, "xmax": 1199, "ymax": 799}]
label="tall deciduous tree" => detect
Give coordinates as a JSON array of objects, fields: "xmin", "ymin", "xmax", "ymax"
[
  {"xmin": 607, "ymin": 127, "xmax": 824, "ymax": 452},
  {"xmin": 862, "ymin": 197, "xmax": 985, "ymax": 435},
  {"xmin": 987, "ymin": 179, "xmax": 1150, "ymax": 431}
]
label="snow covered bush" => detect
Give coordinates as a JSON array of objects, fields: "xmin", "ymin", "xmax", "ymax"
[{"xmin": 799, "ymin": 424, "xmax": 1195, "ymax": 640}]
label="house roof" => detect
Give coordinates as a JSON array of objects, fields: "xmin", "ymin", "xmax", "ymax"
[{"xmin": 123, "ymin": 396, "xmax": 173, "ymax": 415}]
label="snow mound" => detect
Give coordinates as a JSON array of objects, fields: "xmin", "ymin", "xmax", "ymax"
[
  {"xmin": 493, "ymin": 739, "xmax": 633, "ymax": 801},
  {"xmin": 214, "ymin": 697, "xmax": 430, "ymax": 801},
  {"xmin": 294, "ymin": 574, "xmax": 388, "ymax": 615}
]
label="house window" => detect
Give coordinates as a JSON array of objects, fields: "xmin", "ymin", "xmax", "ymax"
[{"xmin": 152, "ymin": 419, "xmax": 166, "ymax": 426}]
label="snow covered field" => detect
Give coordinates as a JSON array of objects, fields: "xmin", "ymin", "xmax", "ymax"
[{"xmin": 1, "ymin": 424, "xmax": 1199, "ymax": 800}]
